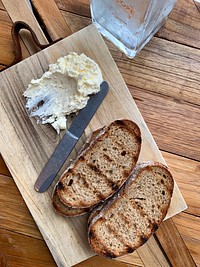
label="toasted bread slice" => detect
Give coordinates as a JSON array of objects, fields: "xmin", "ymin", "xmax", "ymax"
[
  {"xmin": 57, "ymin": 119, "xmax": 141, "ymax": 209},
  {"xmin": 52, "ymin": 128, "xmax": 102, "ymax": 217},
  {"xmin": 88, "ymin": 162, "xmax": 174, "ymax": 258}
]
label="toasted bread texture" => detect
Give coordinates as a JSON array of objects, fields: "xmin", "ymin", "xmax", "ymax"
[
  {"xmin": 52, "ymin": 128, "xmax": 102, "ymax": 217},
  {"xmin": 52, "ymin": 187, "xmax": 89, "ymax": 216},
  {"xmin": 57, "ymin": 119, "xmax": 141, "ymax": 209},
  {"xmin": 88, "ymin": 162, "xmax": 174, "ymax": 258}
]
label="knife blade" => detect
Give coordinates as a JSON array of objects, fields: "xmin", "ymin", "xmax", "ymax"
[{"xmin": 34, "ymin": 81, "xmax": 109, "ymax": 192}]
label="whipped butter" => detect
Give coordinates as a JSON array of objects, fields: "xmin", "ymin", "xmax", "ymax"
[{"xmin": 23, "ymin": 52, "xmax": 103, "ymax": 133}]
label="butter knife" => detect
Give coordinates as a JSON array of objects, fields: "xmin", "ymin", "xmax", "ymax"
[{"xmin": 35, "ymin": 81, "xmax": 109, "ymax": 192}]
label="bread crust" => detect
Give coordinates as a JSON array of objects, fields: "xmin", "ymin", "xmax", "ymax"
[
  {"xmin": 56, "ymin": 119, "xmax": 141, "ymax": 209},
  {"xmin": 52, "ymin": 186, "xmax": 89, "ymax": 216},
  {"xmin": 88, "ymin": 161, "xmax": 174, "ymax": 258}
]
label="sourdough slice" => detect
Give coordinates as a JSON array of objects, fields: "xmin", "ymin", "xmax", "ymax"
[
  {"xmin": 52, "ymin": 128, "xmax": 102, "ymax": 217},
  {"xmin": 57, "ymin": 119, "xmax": 141, "ymax": 209},
  {"xmin": 88, "ymin": 161, "xmax": 174, "ymax": 258}
]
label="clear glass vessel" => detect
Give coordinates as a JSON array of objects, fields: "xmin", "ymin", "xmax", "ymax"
[{"xmin": 90, "ymin": 0, "xmax": 176, "ymax": 58}]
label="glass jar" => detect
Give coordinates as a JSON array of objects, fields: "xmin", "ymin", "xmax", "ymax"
[{"xmin": 90, "ymin": 0, "xmax": 176, "ymax": 58}]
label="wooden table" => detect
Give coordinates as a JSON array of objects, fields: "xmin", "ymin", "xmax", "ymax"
[{"xmin": 0, "ymin": 0, "xmax": 199, "ymax": 266}]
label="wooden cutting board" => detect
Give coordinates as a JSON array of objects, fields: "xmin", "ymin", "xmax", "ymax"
[{"xmin": 0, "ymin": 25, "xmax": 187, "ymax": 267}]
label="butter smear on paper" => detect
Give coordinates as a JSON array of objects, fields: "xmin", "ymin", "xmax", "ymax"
[{"xmin": 23, "ymin": 52, "xmax": 103, "ymax": 133}]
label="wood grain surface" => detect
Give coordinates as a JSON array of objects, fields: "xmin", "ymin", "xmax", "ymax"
[
  {"xmin": 0, "ymin": 24, "xmax": 187, "ymax": 266},
  {"xmin": 0, "ymin": 8, "xmax": 30, "ymax": 66},
  {"xmin": 31, "ymin": 0, "xmax": 72, "ymax": 40},
  {"xmin": 58, "ymin": 9, "xmax": 200, "ymax": 160},
  {"xmin": 1, "ymin": 0, "xmax": 48, "ymax": 54},
  {"xmin": 0, "ymin": 0, "xmax": 199, "ymax": 267}
]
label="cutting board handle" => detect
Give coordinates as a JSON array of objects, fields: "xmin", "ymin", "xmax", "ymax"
[{"xmin": 1, "ymin": 21, "xmax": 62, "ymax": 72}]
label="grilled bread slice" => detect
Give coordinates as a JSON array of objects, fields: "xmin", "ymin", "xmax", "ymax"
[
  {"xmin": 88, "ymin": 161, "xmax": 174, "ymax": 258},
  {"xmin": 52, "ymin": 128, "xmax": 102, "ymax": 217},
  {"xmin": 57, "ymin": 119, "xmax": 141, "ymax": 209}
]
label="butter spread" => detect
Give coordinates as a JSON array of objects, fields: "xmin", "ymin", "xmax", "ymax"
[{"xmin": 23, "ymin": 52, "xmax": 103, "ymax": 133}]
